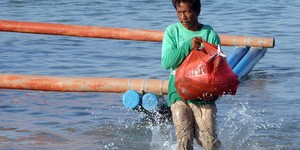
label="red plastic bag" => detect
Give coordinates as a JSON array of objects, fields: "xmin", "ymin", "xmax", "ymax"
[{"xmin": 175, "ymin": 40, "xmax": 240, "ymax": 100}]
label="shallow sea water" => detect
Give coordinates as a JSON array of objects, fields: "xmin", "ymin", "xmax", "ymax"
[{"xmin": 0, "ymin": 0, "xmax": 299, "ymax": 149}]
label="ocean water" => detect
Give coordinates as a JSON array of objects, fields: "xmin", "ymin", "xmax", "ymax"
[{"xmin": 0, "ymin": 0, "xmax": 299, "ymax": 150}]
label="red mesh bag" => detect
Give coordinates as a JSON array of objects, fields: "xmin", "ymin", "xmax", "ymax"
[{"xmin": 175, "ymin": 40, "xmax": 240, "ymax": 100}]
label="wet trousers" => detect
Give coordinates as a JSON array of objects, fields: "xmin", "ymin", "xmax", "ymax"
[{"xmin": 171, "ymin": 101, "xmax": 220, "ymax": 150}]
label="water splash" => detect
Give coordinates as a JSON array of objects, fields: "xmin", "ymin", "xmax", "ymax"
[
  {"xmin": 148, "ymin": 124, "xmax": 177, "ymax": 150},
  {"xmin": 126, "ymin": 107, "xmax": 177, "ymax": 150},
  {"xmin": 217, "ymin": 96, "xmax": 284, "ymax": 150},
  {"xmin": 218, "ymin": 101, "xmax": 259, "ymax": 149}
]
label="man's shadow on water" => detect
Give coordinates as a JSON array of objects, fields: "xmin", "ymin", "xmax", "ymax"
[{"xmin": 133, "ymin": 105, "xmax": 173, "ymax": 126}]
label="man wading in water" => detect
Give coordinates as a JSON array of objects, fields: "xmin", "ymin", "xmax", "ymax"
[{"xmin": 161, "ymin": 0, "xmax": 221, "ymax": 149}]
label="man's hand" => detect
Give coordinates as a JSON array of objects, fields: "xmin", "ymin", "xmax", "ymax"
[
  {"xmin": 202, "ymin": 93, "xmax": 220, "ymax": 101},
  {"xmin": 191, "ymin": 37, "xmax": 203, "ymax": 50}
]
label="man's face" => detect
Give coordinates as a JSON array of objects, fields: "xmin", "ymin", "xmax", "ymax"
[{"xmin": 176, "ymin": 2, "xmax": 199, "ymax": 30}]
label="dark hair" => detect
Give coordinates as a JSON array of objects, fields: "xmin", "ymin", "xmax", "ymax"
[{"xmin": 172, "ymin": 0, "xmax": 201, "ymax": 13}]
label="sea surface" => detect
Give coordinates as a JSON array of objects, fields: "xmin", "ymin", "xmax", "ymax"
[{"xmin": 0, "ymin": 0, "xmax": 299, "ymax": 150}]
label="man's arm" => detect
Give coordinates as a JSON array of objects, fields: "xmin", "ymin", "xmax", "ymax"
[{"xmin": 161, "ymin": 27, "xmax": 191, "ymax": 70}]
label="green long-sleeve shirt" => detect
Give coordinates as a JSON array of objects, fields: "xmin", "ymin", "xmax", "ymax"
[{"xmin": 161, "ymin": 23, "xmax": 221, "ymax": 107}]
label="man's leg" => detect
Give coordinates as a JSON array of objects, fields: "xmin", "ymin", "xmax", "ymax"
[
  {"xmin": 171, "ymin": 101, "xmax": 195, "ymax": 150},
  {"xmin": 189, "ymin": 104, "xmax": 220, "ymax": 150}
]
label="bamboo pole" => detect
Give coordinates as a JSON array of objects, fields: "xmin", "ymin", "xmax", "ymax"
[
  {"xmin": 0, "ymin": 20, "xmax": 163, "ymax": 42},
  {"xmin": 0, "ymin": 20, "xmax": 275, "ymax": 48},
  {"xmin": 0, "ymin": 74, "xmax": 169, "ymax": 94}
]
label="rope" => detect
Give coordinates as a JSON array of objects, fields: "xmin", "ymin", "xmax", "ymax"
[
  {"xmin": 160, "ymin": 80, "xmax": 164, "ymax": 96},
  {"xmin": 233, "ymin": 35, "xmax": 238, "ymax": 46},
  {"xmin": 259, "ymin": 38, "xmax": 264, "ymax": 48},
  {"xmin": 244, "ymin": 36, "xmax": 247, "ymax": 47},
  {"xmin": 127, "ymin": 78, "xmax": 132, "ymax": 90},
  {"xmin": 247, "ymin": 36, "xmax": 253, "ymax": 47},
  {"xmin": 140, "ymin": 79, "xmax": 146, "ymax": 94}
]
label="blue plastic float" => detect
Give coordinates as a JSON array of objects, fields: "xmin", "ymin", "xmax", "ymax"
[
  {"xmin": 227, "ymin": 47, "xmax": 249, "ymax": 69},
  {"xmin": 142, "ymin": 93, "xmax": 159, "ymax": 111},
  {"xmin": 230, "ymin": 48, "xmax": 267, "ymax": 79},
  {"xmin": 122, "ymin": 90, "xmax": 142, "ymax": 109}
]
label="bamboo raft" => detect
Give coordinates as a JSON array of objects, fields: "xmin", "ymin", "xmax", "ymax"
[{"xmin": 0, "ymin": 20, "xmax": 275, "ymax": 94}]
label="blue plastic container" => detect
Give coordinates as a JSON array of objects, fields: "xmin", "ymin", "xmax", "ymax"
[
  {"xmin": 122, "ymin": 90, "xmax": 142, "ymax": 109},
  {"xmin": 227, "ymin": 47, "xmax": 249, "ymax": 69},
  {"xmin": 142, "ymin": 93, "xmax": 159, "ymax": 111},
  {"xmin": 233, "ymin": 48, "xmax": 267, "ymax": 79}
]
